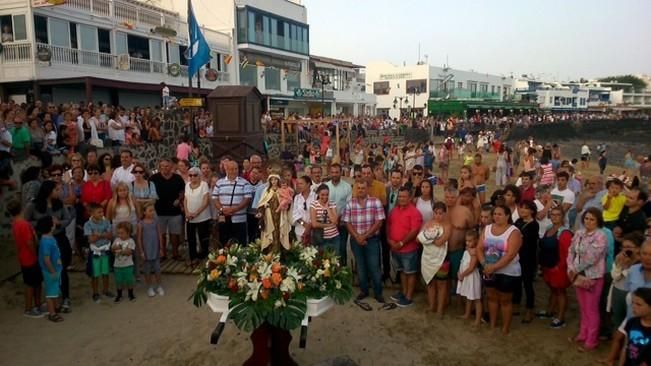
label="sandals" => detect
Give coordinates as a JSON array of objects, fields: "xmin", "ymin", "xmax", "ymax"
[
  {"xmin": 48, "ymin": 313, "xmax": 64, "ymax": 323},
  {"xmin": 353, "ymin": 300, "xmax": 372, "ymax": 311},
  {"xmin": 379, "ymin": 303, "xmax": 397, "ymax": 311}
]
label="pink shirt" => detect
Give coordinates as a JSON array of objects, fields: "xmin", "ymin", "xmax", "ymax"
[
  {"xmin": 567, "ymin": 229, "xmax": 607, "ymax": 279},
  {"xmin": 176, "ymin": 142, "xmax": 191, "ymax": 161}
]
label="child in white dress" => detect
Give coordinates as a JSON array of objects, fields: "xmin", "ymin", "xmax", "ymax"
[{"xmin": 457, "ymin": 230, "xmax": 482, "ymax": 326}]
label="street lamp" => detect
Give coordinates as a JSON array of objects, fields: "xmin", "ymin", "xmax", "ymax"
[
  {"xmin": 393, "ymin": 96, "xmax": 408, "ymax": 118},
  {"xmin": 409, "ymin": 87, "xmax": 421, "ymax": 119},
  {"xmin": 313, "ymin": 70, "xmax": 331, "ymax": 117}
]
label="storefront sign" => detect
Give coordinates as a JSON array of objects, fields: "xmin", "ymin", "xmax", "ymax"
[
  {"xmin": 379, "ymin": 72, "xmax": 412, "ymax": 80},
  {"xmin": 294, "ymin": 88, "xmax": 322, "ymax": 99},
  {"xmin": 205, "ymin": 68, "xmax": 218, "ymax": 81},
  {"xmin": 270, "ymin": 99, "xmax": 289, "ymax": 106},
  {"xmin": 178, "ymin": 98, "xmax": 204, "ymax": 108}
]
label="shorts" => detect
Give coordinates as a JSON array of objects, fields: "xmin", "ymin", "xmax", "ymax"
[
  {"xmin": 92, "ymin": 255, "xmax": 110, "ymax": 278},
  {"xmin": 439, "ymin": 162, "xmax": 448, "ymax": 169},
  {"xmin": 158, "ymin": 215, "xmax": 183, "ymax": 235},
  {"xmin": 114, "ymin": 266, "xmax": 135, "ymax": 288},
  {"xmin": 21, "ymin": 264, "xmax": 43, "ymax": 288},
  {"xmin": 476, "ymin": 184, "xmax": 486, "ymax": 193},
  {"xmin": 42, "ymin": 271, "xmax": 61, "ymax": 298},
  {"xmin": 581, "ymin": 154, "xmax": 589, "ymax": 161},
  {"xmin": 391, "ymin": 250, "xmax": 419, "ymax": 274},
  {"xmin": 434, "ymin": 259, "xmax": 450, "ymax": 280},
  {"xmin": 448, "ymin": 249, "xmax": 464, "ymax": 280},
  {"xmin": 143, "ymin": 259, "xmax": 161, "ymax": 274},
  {"xmin": 483, "ymin": 273, "xmax": 520, "ymax": 293}
]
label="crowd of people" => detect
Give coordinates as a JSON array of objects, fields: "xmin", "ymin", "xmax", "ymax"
[{"xmin": 5, "ymin": 102, "xmax": 651, "ymax": 364}]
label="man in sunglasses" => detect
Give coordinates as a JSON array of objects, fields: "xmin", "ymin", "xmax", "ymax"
[{"xmin": 405, "ymin": 164, "xmax": 427, "ymax": 197}]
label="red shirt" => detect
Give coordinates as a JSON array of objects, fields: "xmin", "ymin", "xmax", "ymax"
[
  {"xmin": 12, "ymin": 218, "xmax": 37, "ymax": 267},
  {"xmin": 387, "ymin": 203, "xmax": 423, "ymax": 254},
  {"xmin": 81, "ymin": 180, "xmax": 112, "ymax": 214},
  {"xmin": 520, "ymin": 185, "xmax": 536, "ymax": 203}
]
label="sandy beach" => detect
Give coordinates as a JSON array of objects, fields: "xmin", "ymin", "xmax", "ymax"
[{"xmin": 0, "ymin": 271, "xmax": 608, "ymax": 366}]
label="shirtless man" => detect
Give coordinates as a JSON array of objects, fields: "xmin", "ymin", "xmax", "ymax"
[
  {"xmin": 445, "ymin": 187, "xmax": 477, "ymax": 290},
  {"xmin": 471, "ymin": 153, "xmax": 490, "ymax": 204}
]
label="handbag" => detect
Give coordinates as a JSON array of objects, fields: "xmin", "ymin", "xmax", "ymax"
[{"xmin": 219, "ymin": 181, "xmax": 238, "ymax": 224}]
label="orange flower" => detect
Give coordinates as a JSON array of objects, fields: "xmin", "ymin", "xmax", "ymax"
[
  {"xmin": 264, "ymin": 254, "xmax": 273, "ymax": 263},
  {"xmin": 271, "ymin": 272, "xmax": 283, "ymax": 287},
  {"xmin": 271, "ymin": 263, "xmax": 282, "ymax": 274},
  {"xmin": 249, "ymin": 271, "xmax": 258, "ymax": 282},
  {"xmin": 262, "ymin": 277, "xmax": 272, "ymax": 289},
  {"xmin": 215, "ymin": 255, "xmax": 226, "ymax": 265}
]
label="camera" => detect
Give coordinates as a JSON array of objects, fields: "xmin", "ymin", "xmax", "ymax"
[{"xmin": 624, "ymin": 250, "xmax": 634, "ymax": 257}]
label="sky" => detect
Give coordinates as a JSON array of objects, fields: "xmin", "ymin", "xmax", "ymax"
[
  {"xmin": 177, "ymin": 0, "xmax": 651, "ymax": 81},
  {"xmin": 303, "ymin": 0, "xmax": 651, "ymax": 80}
]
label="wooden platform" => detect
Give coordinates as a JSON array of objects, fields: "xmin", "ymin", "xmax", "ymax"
[{"xmin": 67, "ymin": 255, "xmax": 201, "ymax": 275}]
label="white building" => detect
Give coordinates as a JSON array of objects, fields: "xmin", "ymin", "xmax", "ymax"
[
  {"xmin": 514, "ymin": 79, "xmax": 628, "ymax": 111},
  {"xmin": 365, "ymin": 61, "xmax": 513, "ymax": 119},
  {"xmin": 0, "ymin": 0, "xmax": 233, "ymax": 107},
  {"xmin": 208, "ymin": 0, "xmax": 373, "ymax": 117}
]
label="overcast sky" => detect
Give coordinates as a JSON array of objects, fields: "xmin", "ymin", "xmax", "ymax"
[{"xmin": 180, "ymin": 0, "xmax": 651, "ymax": 80}]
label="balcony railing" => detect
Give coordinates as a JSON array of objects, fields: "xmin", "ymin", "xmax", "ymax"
[
  {"xmin": 429, "ymin": 89, "xmax": 501, "ymax": 100},
  {"xmin": 1, "ymin": 42, "xmax": 32, "ymax": 63},
  {"xmin": 64, "ymin": 0, "xmax": 166, "ymax": 27},
  {"xmin": 34, "ymin": 43, "xmax": 230, "ymax": 82}
]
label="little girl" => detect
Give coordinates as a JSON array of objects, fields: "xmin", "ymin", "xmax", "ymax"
[
  {"xmin": 112, "ymin": 222, "xmax": 136, "ymax": 303},
  {"xmin": 615, "ymin": 287, "xmax": 651, "ymax": 366},
  {"xmin": 138, "ymin": 203, "xmax": 164, "ymax": 297},
  {"xmin": 457, "ymin": 229, "xmax": 482, "ymax": 326},
  {"xmin": 277, "ymin": 180, "xmax": 294, "ymax": 212}
]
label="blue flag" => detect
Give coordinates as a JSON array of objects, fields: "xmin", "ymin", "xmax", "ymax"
[{"xmin": 187, "ymin": 0, "xmax": 210, "ymax": 77}]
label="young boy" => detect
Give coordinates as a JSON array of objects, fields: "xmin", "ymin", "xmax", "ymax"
[
  {"xmin": 83, "ymin": 203, "xmax": 113, "ymax": 302},
  {"xmin": 602, "ymin": 178, "xmax": 626, "ymax": 229},
  {"xmin": 112, "ymin": 222, "xmax": 136, "ymax": 303},
  {"xmin": 37, "ymin": 216, "xmax": 63, "ymax": 322},
  {"xmin": 8, "ymin": 200, "xmax": 43, "ymax": 318}
]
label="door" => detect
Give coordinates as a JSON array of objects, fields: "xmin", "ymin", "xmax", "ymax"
[
  {"xmin": 149, "ymin": 39, "xmax": 163, "ymax": 73},
  {"xmin": 79, "ymin": 24, "xmax": 98, "ymax": 66}
]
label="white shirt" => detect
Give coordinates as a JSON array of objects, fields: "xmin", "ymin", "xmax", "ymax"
[
  {"xmin": 292, "ymin": 191, "xmax": 315, "ymax": 237},
  {"xmin": 185, "ymin": 181, "xmax": 211, "ymax": 223},
  {"xmin": 581, "ymin": 145, "xmax": 591, "ymax": 155},
  {"xmin": 162, "ymin": 86, "xmax": 170, "ymax": 97},
  {"xmin": 108, "ymin": 118, "xmax": 125, "ymax": 142},
  {"xmin": 534, "ymin": 199, "xmax": 551, "ymax": 238},
  {"xmin": 112, "ymin": 238, "xmax": 136, "ymax": 268},
  {"xmin": 111, "ymin": 165, "xmax": 135, "ymax": 188},
  {"xmin": 0, "ymin": 128, "xmax": 11, "ymax": 153}
]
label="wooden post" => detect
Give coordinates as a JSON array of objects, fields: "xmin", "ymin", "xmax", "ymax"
[
  {"xmin": 281, "ymin": 120, "xmax": 286, "ymax": 151},
  {"xmin": 335, "ymin": 122, "xmax": 340, "ymax": 161}
]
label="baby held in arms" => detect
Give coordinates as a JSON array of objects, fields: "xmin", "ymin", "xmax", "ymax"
[{"xmin": 277, "ymin": 180, "xmax": 294, "ymax": 212}]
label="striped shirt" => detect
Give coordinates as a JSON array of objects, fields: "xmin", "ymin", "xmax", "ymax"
[
  {"xmin": 342, "ymin": 196, "xmax": 385, "ymax": 236},
  {"xmin": 311, "ymin": 200, "xmax": 339, "ymax": 239},
  {"xmin": 539, "ymin": 163, "xmax": 554, "ymax": 186},
  {"xmin": 212, "ymin": 176, "xmax": 252, "ymax": 224}
]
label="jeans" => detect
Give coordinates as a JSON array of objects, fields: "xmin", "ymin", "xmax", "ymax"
[
  {"xmin": 338, "ymin": 225, "xmax": 349, "ymax": 265},
  {"xmin": 351, "ymin": 236, "xmax": 383, "ymax": 297},
  {"xmin": 54, "ymin": 232, "xmax": 72, "ymax": 300},
  {"xmin": 576, "ymin": 277, "xmax": 604, "ymax": 349},
  {"xmin": 321, "ymin": 236, "xmax": 340, "ymax": 256},
  {"xmin": 187, "ymin": 220, "xmax": 211, "ymax": 260}
]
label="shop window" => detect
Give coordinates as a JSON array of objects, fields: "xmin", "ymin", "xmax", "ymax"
[{"xmin": 373, "ymin": 81, "xmax": 390, "ymax": 95}]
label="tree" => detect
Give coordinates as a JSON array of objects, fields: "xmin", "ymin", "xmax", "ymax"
[{"xmin": 598, "ymin": 75, "xmax": 647, "ymax": 92}]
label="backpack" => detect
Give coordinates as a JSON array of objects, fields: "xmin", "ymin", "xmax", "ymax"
[{"xmin": 538, "ymin": 227, "xmax": 571, "ymax": 269}]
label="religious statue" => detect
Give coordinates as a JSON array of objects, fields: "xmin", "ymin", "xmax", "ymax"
[{"xmin": 256, "ymin": 174, "xmax": 293, "ymax": 253}]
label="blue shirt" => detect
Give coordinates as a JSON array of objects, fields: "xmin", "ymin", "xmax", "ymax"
[
  {"xmin": 38, "ymin": 235, "xmax": 62, "ymax": 274},
  {"xmin": 84, "ymin": 218, "xmax": 112, "ymax": 251},
  {"xmin": 252, "ymin": 183, "xmax": 269, "ymax": 210},
  {"xmin": 625, "ymin": 263, "xmax": 651, "ymax": 318},
  {"xmin": 326, "ymin": 179, "xmax": 352, "ymax": 217}
]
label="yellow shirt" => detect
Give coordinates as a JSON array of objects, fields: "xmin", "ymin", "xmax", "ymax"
[
  {"xmin": 354, "ymin": 180, "xmax": 387, "ymax": 206},
  {"xmin": 601, "ymin": 193, "xmax": 626, "ymax": 222}
]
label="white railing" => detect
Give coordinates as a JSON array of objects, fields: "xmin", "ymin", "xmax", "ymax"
[
  {"xmin": 1, "ymin": 42, "xmax": 32, "ymax": 63},
  {"xmin": 31, "ymin": 43, "xmax": 230, "ymax": 82},
  {"xmin": 64, "ymin": 0, "xmax": 164, "ymax": 27}
]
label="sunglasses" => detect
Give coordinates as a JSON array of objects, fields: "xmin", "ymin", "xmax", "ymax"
[
  {"xmin": 188, "ymin": 174, "xmax": 198, "ymax": 177},
  {"xmin": 103, "ymin": 157, "xmax": 112, "ymax": 161},
  {"xmin": 133, "ymin": 170, "xmax": 144, "ymax": 174}
]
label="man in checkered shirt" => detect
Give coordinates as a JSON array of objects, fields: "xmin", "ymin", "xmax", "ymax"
[{"xmin": 342, "ymin": 179, "xmax": 386, "ymax": 303}]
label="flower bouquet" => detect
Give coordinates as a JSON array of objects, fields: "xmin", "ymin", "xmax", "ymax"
[{"xmin": 191, "ymin": 240, "xmax": 353, "ymax": 332}]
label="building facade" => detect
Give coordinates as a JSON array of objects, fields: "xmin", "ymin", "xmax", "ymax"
[
  {"xmin": 366, "ymin": 61, "xmax": 513, "ymax": 119},
  {"xmin": 0, "ymin": 0, "xmax": 233, "ymax": 107},
  {"xmin": 513, "ymin": 79, "xmax": 630, "ymax": 111}
]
